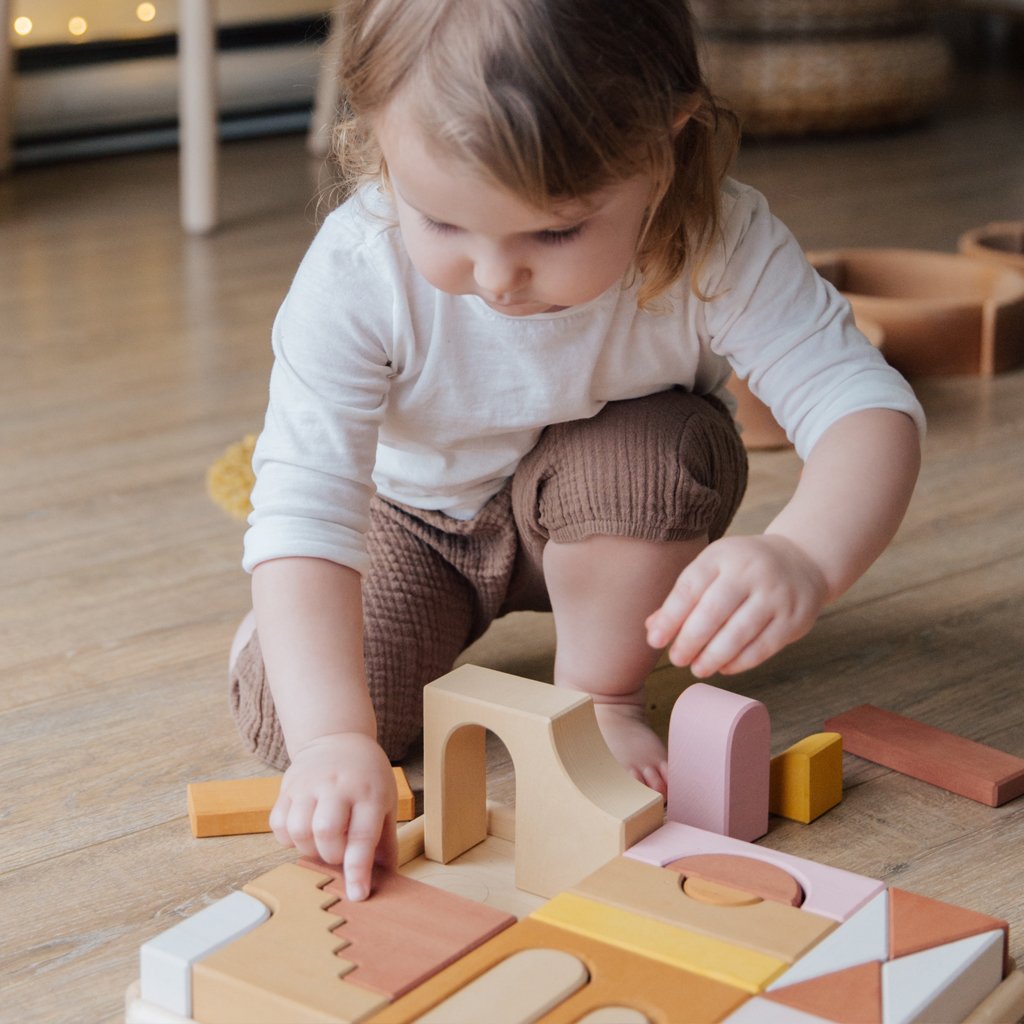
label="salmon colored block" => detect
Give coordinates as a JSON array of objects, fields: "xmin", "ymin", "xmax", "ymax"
[
  {"xmin": 368, "ymin": 917, "xmax": 749, "ymax": 1024},
  {"xmin": 571, "ymin": 855, "xmax": 831, "ymax": 964},
  {"xmin": 531, "ymin": 891, "xmax": 787, "ymax": 993},
  {"xmin": 888, "ymin": 888, "xmax": 1009, "ymax": 962},
  {"xmin": 668, "ymin": 853, "xmax": 804, "ymax": 907},
  {"xmin": 824, "ymin": 705, "xmax": 1024, "ymax": 807},
  {"xmin": 769, "ymin": 733, "xmax": 843, "ymax": 824},
  {"xmin": 763, "ymin": 961, "xmax": 882, "ymax": 1023},
  {"xmin": 667, "ymin": 683, "xmax": 770, "ymax": 841},
  {"xmin": 191, "ymin": 863, "xmax": 387, "ymax": 1024},
  {"xmin": 187, "ymin": 776, "xmax": 282, "ymax": 838},
  {"xmin": 187, "ymin": 768, "xmax": 415, "ymax": 838},
  {"xmin": 296, "ymin": 858, "xmax": 515, "ymax": 1000}
]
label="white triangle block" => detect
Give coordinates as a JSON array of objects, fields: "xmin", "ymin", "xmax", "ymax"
[
  {"xmin": 882, "ymin": 929, "xmax": 1004, "ymax": 1024},
  {"xmin": 768, "ymin": 890, "xmax": 889, "ymax": 990},
  {"xmin": 723, "ymin": 996, "xmax": 834, "ymax": 1023}
]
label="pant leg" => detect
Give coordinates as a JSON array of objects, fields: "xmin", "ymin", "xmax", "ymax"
[{"xmin": 509, "ymin": 388, "xmax": 748, "ymax": 577}]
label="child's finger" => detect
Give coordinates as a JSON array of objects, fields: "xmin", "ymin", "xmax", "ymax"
[
  {"xmin": 690, "ymin": 599, "xmax": 771, "ymax": 677},
  {"xmin": 285, "ymin": 796, "xmax": 320, "ymax": 859},
  {"xmin": 667, "ymin": 580, "xmax": 746, "ymax": 669},
  {"xmin": 342, "ymin": 802, "xmax": 385, "ymax": 901},
  {"xmin": 269, "ymin": 793, "xmax": 294, "ymax": 848},
  {"xmin": 311, "ymin": 797, "xmax": 352, "ymax": 867},
  {"xmin": 645, "ymin": 562, "xmax": 717, "ymax": 647}
]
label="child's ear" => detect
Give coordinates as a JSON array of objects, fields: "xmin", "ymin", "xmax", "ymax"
[{"xmin": 672, "ymin": 96, "xmax": 701, "ymax": 136}]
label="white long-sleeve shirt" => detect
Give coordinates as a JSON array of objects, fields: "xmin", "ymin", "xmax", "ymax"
[{"xmin": 243, "ymin": 179, "xmax": 924, "ymax": 575}]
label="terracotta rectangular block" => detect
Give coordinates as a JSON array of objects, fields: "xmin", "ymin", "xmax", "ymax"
[{"xmin": 824, "ymin": 705, "xmax": 1024, "ymax": 807}]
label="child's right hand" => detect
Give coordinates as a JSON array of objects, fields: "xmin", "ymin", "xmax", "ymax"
[{"xmin": 269, "ymin": 731, "xmax": 398, "ymax": 901}]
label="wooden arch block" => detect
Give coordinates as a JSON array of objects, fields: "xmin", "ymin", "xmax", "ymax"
[
  {"xmin": 423, "ymin": 665, "xmax": 663, "ymax": 898},
  {"xmin": 667, "ymin": 683, "xmax": 770, "ymax": 841},
  {"xmin": 769, "ymin": 733, "xmax": 843, "ymax": 824}
]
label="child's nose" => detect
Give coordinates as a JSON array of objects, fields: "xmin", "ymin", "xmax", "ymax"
[{"xmin": 474, "ymin": 249, "xmax": 528, "ymax": 298}]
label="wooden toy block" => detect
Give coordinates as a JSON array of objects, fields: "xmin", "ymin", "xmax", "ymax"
[
  {"xmin": 190, "ymin": 863, "xmax": 387, "ymax": 1024},
  {"xmin": 570, "ymin": 855, "xmax": 834, "ymax": 964},
  {"xmin": 422, "ymin": 664, "xmax": 663, "ymax": 898},
  {"xmin": 823, "ymin": 705, "xmax": 1024, "ymax": 807},
  {"xmin": 627, "ymin": 822, "xmax": 885, "ymax": 922},
  {"xmin": 575, "ymin": 1009, "xmax": 652, "ymax": 1024},
  {"xmin": 531, "ymin": 891, "xmax": 788, "ymax": 993},
  {"xmin": 888, "ymin": 887, "xmax": 1009, "ymax": 963},
  {"xmin": 666, "ymin": 683, "xmax": 770, "ymax": 841},
  {"xmin": 396, "ymin": 815, "xmax": 425, "ymax": 867},
  {"xmin": 411, "ymin": 948, "xmax": 589, "ymax": 1023},
  {"xmin": 882, "ymin": 930, "xmax": 1005, "ymax": 1024},
  {"xmin": 187, "ymin": 776, "xmax": 282, "ymax": 838},
  {"xmin": 187, "ymin": 768, "xmax": 416, "ymax": 838},
  {"xmin": 392, "ymin": 766, "xmax": 415, "ymax": 822},
  {"xmin": 763, "ymin": 961, "xmax": 883, "ymax": 1023},
  {"xmin": 669, "ymin": 853, "xmax": 804, "ymax": 906},
  {"xmin": 769, "ymin": 733, "xmax": 843, "ymax": 824},
  {"xmin": 297, "ymin": 857, "xmax": 515, "ymax": 999},
  {"xmin": 724, "ymin": 997, "xmax": 834, "ymax": 1022},
  {"xmin": 767, "ymin": 891, "xmax": 889, "ymax": 991},
  {"xmin": 140, "ymin": 892, "xmax": 270, "ymax": 1017},
  {"xmin": 369, "ymin": 916, "xmax": 749, "ymax": 1024},
  {"xmin": 963, "ymin": 968, "xmax": 1024, "ymax": 1023}
]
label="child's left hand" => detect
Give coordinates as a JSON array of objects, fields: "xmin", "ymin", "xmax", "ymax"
[{"xmin": 645, "ymin": 534, "xmax": 829, "ymax": 677}]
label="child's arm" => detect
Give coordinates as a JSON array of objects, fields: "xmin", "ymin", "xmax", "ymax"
[
  {"xmin": 646, "ymin": 408, "xmax": 921, "ymax": 676},
  {"xmin": 252, "ymin": 557, "xmax": 398, "ymax": 900}
]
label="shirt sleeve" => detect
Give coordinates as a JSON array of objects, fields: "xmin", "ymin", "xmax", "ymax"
[
  {"xmin": 701, "ymin": 182, "xmax": 926, "ymax": 460},
  {"xmin": 242, "ymin": 205, "xmax": 396, "ymax": 575}
]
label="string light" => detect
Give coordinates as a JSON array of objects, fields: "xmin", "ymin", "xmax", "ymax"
[
  {"xmin": 68, "ymin": 16, "xmax": 88, "ymax": 37},
  {"xmin": 136, "ymin": 3, "xmax": 157, "ymax": 23},
  {"xmin": 13, "ymin": 16, "xmax": 33, "ymax": 36}
]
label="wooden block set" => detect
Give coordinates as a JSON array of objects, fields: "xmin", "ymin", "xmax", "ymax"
[{"xmin": 128, "ymin": 666, "xmax": 1024, "ymax": 1024}]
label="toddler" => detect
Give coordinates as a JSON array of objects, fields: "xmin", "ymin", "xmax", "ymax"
[{"xmin": 229, "ymin": 0, "xmax": 924, "ymax": 900}]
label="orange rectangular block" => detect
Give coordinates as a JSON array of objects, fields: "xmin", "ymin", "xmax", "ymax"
[
  {"xmin": 824, "ymin": 705, "xmax": 1024, "ymax": 807},
  {"xmin": 188, "ymin": 768, "xmax": 415, "ymax": 838}
]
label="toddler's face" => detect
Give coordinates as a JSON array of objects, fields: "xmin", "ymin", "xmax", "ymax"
[{"xmin": 377, "ymin": 100, "xmax": 655, "ymax": 316}]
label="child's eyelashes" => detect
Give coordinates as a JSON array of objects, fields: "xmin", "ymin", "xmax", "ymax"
[
  {"xmin": 421, "ymin": 216, "xmax": 459, "ymax": 235},
  {"xmin": 418, "ymin": 215, "xmax": 585, "ymax": 245},
  {"xmin": 536, "ymin": 224, "xmax": 584, "ymax": 246}
]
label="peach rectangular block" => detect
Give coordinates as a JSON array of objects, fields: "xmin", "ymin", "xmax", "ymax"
[
  {"xmin": 824, "ymin": 705, "xmax": 1024, "ymax": 807},
  {"xmin": 626, "ymin": 822, "xmax": 884, "ymax": 922}
]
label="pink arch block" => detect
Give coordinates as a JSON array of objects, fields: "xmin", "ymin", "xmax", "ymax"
[{"xmin": 666, "ymin": 683, "xmax": 770, "ymax": 841}]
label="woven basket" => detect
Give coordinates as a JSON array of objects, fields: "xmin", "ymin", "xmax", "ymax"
[
  {"xmin": 692, "ymin": 0, "xmax": 925, "ymax": 36},
  {"xmin": 704, "ymin": 30, "xmax": 951, "ymax": 135}
]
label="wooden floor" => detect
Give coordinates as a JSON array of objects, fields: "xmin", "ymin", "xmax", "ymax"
[{"xmin": 2, "ymin": 66, "xmax": 1023, "ymax": 1024}]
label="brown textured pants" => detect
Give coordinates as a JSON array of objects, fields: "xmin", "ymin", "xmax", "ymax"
[{"xmin": 230, "ymin": 388, "xmax": 748, "ymax": 768}]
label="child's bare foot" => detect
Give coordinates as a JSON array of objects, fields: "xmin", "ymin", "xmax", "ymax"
[{"xmin": 592, "ymin": 701, "xmax": 669, "ymax": 798}]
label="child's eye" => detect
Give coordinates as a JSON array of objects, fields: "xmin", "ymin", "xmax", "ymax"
[
  {"xmin": 536, "ymin": 225, "xmax": 584, "ymax": 245},
  {"xmin": 421, "ymin": 216, "xmax": 459, "ymax": 235}
]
